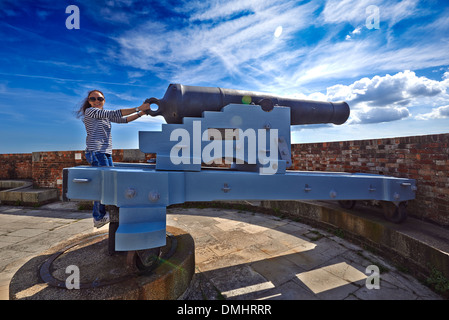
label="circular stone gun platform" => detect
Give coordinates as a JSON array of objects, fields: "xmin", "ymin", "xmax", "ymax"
[{"xmin": 9, "ymin": 226, "xmax": 195, "ymax": 300}]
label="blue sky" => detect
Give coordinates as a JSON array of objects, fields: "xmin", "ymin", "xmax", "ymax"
[{"xmin": 1, "ymin": 0, "xmax": 449, "ymax": 153}]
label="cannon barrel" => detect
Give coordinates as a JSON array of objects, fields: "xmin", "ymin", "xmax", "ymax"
[{"xmin": 145, "ymin": 83, "xmax": 350, "ymax": 125}]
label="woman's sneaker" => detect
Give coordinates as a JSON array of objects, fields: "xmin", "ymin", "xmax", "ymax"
[{"xmin": 94, "ymin": 213, "xmax": 110, "ymax": 228}]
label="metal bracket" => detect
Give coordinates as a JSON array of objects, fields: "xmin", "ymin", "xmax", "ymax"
[{"xmin": 222, "ymin": 183, "xmax": 231, "ymax": 193}]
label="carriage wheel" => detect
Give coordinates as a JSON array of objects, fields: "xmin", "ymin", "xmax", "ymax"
[
  {"xmin": 381, "ymin": 201, "xmax": 408, "ymax": 223},
  {"xmin": 338, "ymin": 200, "xmax": 356, "ymax": 209}
]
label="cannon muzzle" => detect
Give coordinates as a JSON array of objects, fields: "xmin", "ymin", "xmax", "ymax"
[{"xmin": 145, "ymin": 84, "xmax": 350, "ymax": 125}]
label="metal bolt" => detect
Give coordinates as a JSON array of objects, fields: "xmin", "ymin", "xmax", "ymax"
[
  {"xmin": 148, "ymin": 191, "xmax": 160, "ymax": 202},
  {"xmin": 125, "ymin": 188, "xmax": 136, "ymax": 199},
  {"xmin": 330, "ymin": 190, "xmax": 337, "ymax": 199},
  {"xmin": 393, "ymin": 193, "xmax": 400, "ymax": 201}
]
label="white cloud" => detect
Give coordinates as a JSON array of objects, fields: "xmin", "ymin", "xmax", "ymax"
[
  {"xmin": 339, "ymin": 70, "xmax": 444, "ymax": 107},
  {"xmin": 279, "ymin": 38, "xmax": 449, "ymax": 91},
  {"xmin": 416, "ymin": 105, "xmax": 449, "ymax": 120},
  {"xmin": 295, "ymin": 70, "xmax": 449, "ymax": 125},
  {"xmin": 345, "ymin": 26, "xmax": 362, "ymax": 40},
  {"xmin": 184, "ymin": 0, "xmax": 271, "ymax": 21},
  {"xmin": 111, "ymin": 1, "xmax": 319, "ymax": 86},
  {"xmin": 350, "ymin": 106, "xmax": 410, "ymax": 124}
]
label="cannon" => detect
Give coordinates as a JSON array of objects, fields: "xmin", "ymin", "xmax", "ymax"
[
  {"xmin": 64, "ymin": 83, "xmax": 416, "ymax": 266},
  {"xmin": 139, "ymin": 84, "xmax": 349, "ymax": 173},
  {"xmin": 145, "ymin": 83, "xmax": 350, "ymax": 125}
]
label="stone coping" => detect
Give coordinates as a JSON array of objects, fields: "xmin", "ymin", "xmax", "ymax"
[{"xmin": 0, "ymin": 180, "xmax": 57, "ymax": 206}]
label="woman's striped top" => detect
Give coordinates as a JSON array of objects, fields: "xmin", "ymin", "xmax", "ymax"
[{"xmin": 83, "ymin": 107, "xmax": 127, "ymax": 154}]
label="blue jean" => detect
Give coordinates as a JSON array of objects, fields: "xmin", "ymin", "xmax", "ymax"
[{"xmin": 85, "ymin": 151, "xmax": 113, "ymax": 221}]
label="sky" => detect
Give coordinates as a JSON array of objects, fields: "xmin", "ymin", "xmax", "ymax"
[{"xmin": 0, "ymin": 0, "xmax": 449, "ymax": 154}]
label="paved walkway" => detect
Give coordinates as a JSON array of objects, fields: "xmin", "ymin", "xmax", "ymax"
[{"xmin": 0, "ymin": 201, "xmax": 443, "ymax": 300}]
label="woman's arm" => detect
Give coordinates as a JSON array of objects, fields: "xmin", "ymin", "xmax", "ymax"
[
  {"xmin": 85, "ymin": 102, "xmax": 151, "ymax": 123},
  {"xmin": 124, "ymin": 110, "xmax": 146, "ymax": 123},
  {"xmin": 121, "ymin": 102, "xmax": 150, "ymax": 116},
  {"xmin": 121, "ymin": 102, "xmax": 151, "ymax": 123}
]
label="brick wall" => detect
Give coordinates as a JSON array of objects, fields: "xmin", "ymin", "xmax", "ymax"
[
  {"xmin": 0, "ymin": 153, "xmax": 32, "ymax": 180},
  {"xmin": 0, "ymin": 133, "xmax": 448, "ymax": 226},
  {"xmin": 291, "ymin": 133, "xmax": 449, "ymax": 226},
  {"xmin": 31, "ymin": 151, "xmax": 88, "ymax": 191}
]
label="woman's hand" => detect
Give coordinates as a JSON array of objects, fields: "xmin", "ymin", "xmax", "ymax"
[{"xmin": 138, "ymin": 102, "xmax": 151, "ymax": 114}]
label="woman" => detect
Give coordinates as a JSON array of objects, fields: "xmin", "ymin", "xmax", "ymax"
[{"xmin": 77, "ymin": 89, "xmax": 151, "ymax": 228}]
